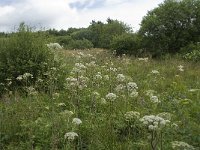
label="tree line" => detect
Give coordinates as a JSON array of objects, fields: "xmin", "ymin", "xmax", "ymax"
[{"xmin": 0, "ymin": 0, "xmax": 199, "ymax": 60}]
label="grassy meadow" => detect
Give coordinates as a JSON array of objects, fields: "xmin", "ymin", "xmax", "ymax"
[{"xmin": 0, "ymin": 49, "xmax": 200, "ymax": 150}]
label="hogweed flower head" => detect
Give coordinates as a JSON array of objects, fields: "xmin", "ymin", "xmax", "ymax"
[
  {"xmin": 116, "ymin": 74, "xmax": 126, "ymax": 82},
  {"xmin": 64, "ymin": 132, "xmax": 78, "ymax": 141},
  {"xmin": 72, "ymin": 118, "xmax": 82, "ymax": 125},
  {"xmin": 106, "ymin": 93, "xmax": 117, "ymax": 101},
  {"xmin": 151, "ymin": 70, "xmax": 159, "ymax": 74},
  {"xmin": 127, "ymin": 82, "xmax": 138, "ymax": 92},
  {"xmin": 125, "ymin": 111, "xmax": 140, "ymax": 121},
  {"xmin": 150, "ymin": 96, "xmax": 160, "ymax": 103},
  {"xmin": 140, "ymin": 114, "xmax": 170, "ymax": 131}
]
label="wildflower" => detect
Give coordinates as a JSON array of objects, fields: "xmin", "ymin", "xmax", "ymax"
[
  {"xmin": 115, "ymin": 84, "xmax": 125, "ymax": 92},
  {"xmin": 125, "ymin": 111, "xmax": 140, "ymax": 120},
  {"xmin": 146, "ymin": 90, "xmax": 155, "ymax": 97},
  {"xmin": 140, "ymin": 115, "xmax": 170, "ymax": 130},
  {"xmin": 86, "ymin": 61, "xmax": 96, "ymax": 67},
  {"xmin": 178, "ymin": 65, "xmax": 184, "ymax": 72},
  {"xmin": 104, "ymin": 75, "xmax": 109, "ymax": 80},
  {"xmin": 127, "ymin": 82, "xmax": 138, "ymax": 92},
  {"xmin": 57, "ymin": 103, "xmax": 66, "ymax": 107},
  {"xmin": 171, "ymin": 141, "xmax": 195, "ymax": 150},
  {"xmin": 138, "ymin": 57, "xmax": 148, "ymax": 62},
  {"xmin": 150, "ymin": 96, "xmax": 160, "ymax": 103},
  {"xmin": 151, "ymin": 70, "xmax": 159, "ymax": 74},
  {"xmin": 72, "ymin": 118, "xmax": 82, "ymax": 125},
  {"xmin": 107, "ymin": 67, "xmax": 117, "ymax": 72},
  {"xmin": 129, "ymin": 91, "xmax": 138, "ymax": 98},
  {"xmin": 106, "ymin": 93, "xmax": 117, "ymax": 101},
  {"xmin": 23, "ymin": 73, "xmax": 33, "ymax": 79},
  {"xmin": 116, "ymin": 74, "xmax": 126, "ymax": 82},
  {"xmin": 71, "ymin": 63, "xmax": 86, "ymax": 74},
  {"xmin": 16, "ymin": 75, "xmax": 23, "ymax": 80},
  {"xmin": 95, "ymin": 72, "xmax": 102, "ymax": 80},
  {"xmin": 64, "ymin": 132, "xmax": 78, "ymax": 141}
]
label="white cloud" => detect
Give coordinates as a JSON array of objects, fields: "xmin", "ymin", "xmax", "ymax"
[{"xmin": 0, "ymin": 0, "xmax": 164, "ymax": 32}]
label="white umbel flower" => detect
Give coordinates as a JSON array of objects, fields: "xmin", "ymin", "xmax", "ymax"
[
  {"xmin": 127, "ymin": 82, "xmax": 138, "ymax": 92},
  {"xmin": 125, "ymin": 111, "xmax": 140, "ymax": 120},
  {"xmin": 151, "ymin": 70, "xmax": 159, "ymax": 74},
  {"xmin": 64, "ymin": 132, "xmax": 78, "ymax": 141},
  {"xmin": 140, "ymin": 114, "xmax": 170, "ymax": 131},
  {"xmin": 150, "ymin": 96, "xmax": 160, "ymax": 103},
  {"xmin": 72, "ymin": 118, "xmax": 82, "ymax": 125},
  {"xmin": 106, "ymin": 93, "xmax": 117, "ymax": 101},
  {"xmin": 130, "ymin": 91, "xmax": 138, "ymax": 98},
  {"xmin": 116, "ymin": 74, "xmax": 126, "ymax": 82},
  {"xmin": 178, "ymin": 65, "xmax": 184, "ymax": 72}
]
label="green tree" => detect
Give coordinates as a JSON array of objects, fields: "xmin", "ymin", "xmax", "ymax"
[
  {"xmin": 111, "ymin": 33, "xmax": 139, "ymax": 56},
  {"xmin": 139, "ymin": 0, "xmax": 200, "ymax": 56}
]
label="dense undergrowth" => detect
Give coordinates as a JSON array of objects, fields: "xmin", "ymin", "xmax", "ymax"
[{"xmin": 0, "ymin": 49, "xmax": 199, "ymax": 150}]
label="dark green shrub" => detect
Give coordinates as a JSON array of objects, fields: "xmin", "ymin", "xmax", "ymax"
[
  {"xmin": 182, "ymin": 42, "xmax": 200, "ymax": 62},
  {"xmin": 0, "ymin": 23, "xmax": 63, "ymax": 95},
  {"xmin": 66, "ymin": 39, "xmax": 93, "ymax": 50},
  {"xmin": 111, "ymin": 33, "xmax": 139, "ymax": 56},
  {"xmin": 139, "ymin": 0, "xmax": 200, "ymax": 56},
  {"xmin": 55, "ymin": 35, "xmax": 73, "ymax": 48}
]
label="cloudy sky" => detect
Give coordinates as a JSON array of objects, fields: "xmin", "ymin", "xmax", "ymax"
[{"xmin": 0, "ymin": 0, "xmax": 164, "ymax": 32}]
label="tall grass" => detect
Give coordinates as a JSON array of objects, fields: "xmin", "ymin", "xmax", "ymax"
[{"xmin": 0, "ymin": 49, "xmax": 199, "ymax": 149}]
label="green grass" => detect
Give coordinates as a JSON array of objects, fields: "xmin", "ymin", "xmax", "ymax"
[{"xmin": 0, "ymin": 49, "xmax": 200, "ymax": 150}]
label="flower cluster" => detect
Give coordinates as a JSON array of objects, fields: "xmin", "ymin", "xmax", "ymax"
[
  {"xmin": 86, "ymin": 61, "xmax": 96, "ymax": 67},
  {"xmin": 140, "ymin": 115, "xmax": 170, "ymax": 131},
  {"xmin": 150, "ymin": 95, "xmax": 160, "ymax": 103},
  {"xmin": 71, "ymin": 63, "xmax": 86, "ymax": 74},
  {"xmin": 66, "ymin": 76, "xmax": 88, "ymax": 90},
  {"xmin": 124, "ymin": 111, "xmax": 140, "ymax": 121},
  {"xmin": 64, "ymin": 132, "xmax": 78, "ymax": 141},
  {"xmin": 95, "ymin": 72, "xmax": 102, "ymax": 80},
  {"xmin": 151, "ymin": 70, "xmax": 159, "ymax": 74},
  {"xmin": 127, "ymin": 82, "xmax": 138, "ymax": 92},
  {"xmin": 138, "ymin": 57, "xmax": 148, "ymax": 62},
  {"xmin": 72, "ymin": 118, "xmax": 82, "ymax": 125},
  {"xmin": 115, "ymin": 84, "xmax": 125, "ymax": 92},
  {"xmin": 145, "ymin": 90, "xmax": 160, "ymax": 103},
  {"xmin": 171, "ymin": 141, "xmax": 195, "ymax": 150},
  {"xmin": 106, "ymin": 93, "xmax": 117, "ymax": 101},
  {"xmin": 16, "ymin": 73, "xmax": 33, "ymax": 80},
  {"xmin": 116, "ymin": 74, "xmax": 126, "ymax": 82},
  {"xmin": 178, "ymin": 65, "xmax": 184, "ymax": 72}
]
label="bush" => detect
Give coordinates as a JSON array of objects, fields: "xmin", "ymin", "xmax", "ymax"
[
  {"xmin": 139, "ymin": 0, "xmax": 200, "ymax": 56},
  {"xmin": 55, "ymin": 35, "xmax": 73, "ymax": 48},
  {"xmin": 111, "ymin": 33, "xmax": 139, "ymax": 56},
  {"xmin": 66, "ymin": 39, "xmax": 93, "ymax": 50},
  {"xmin": 0, "ymin": 23, "xmax": 63, "ymax": 95},
  {"xmin": 182, "ymin": 43, "xmax": 200, "ymax": 62}
]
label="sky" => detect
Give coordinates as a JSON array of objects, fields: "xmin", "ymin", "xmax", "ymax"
[{"xmin": 0, "ymin": 0, "xmax": 164, "ymax": 32}]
